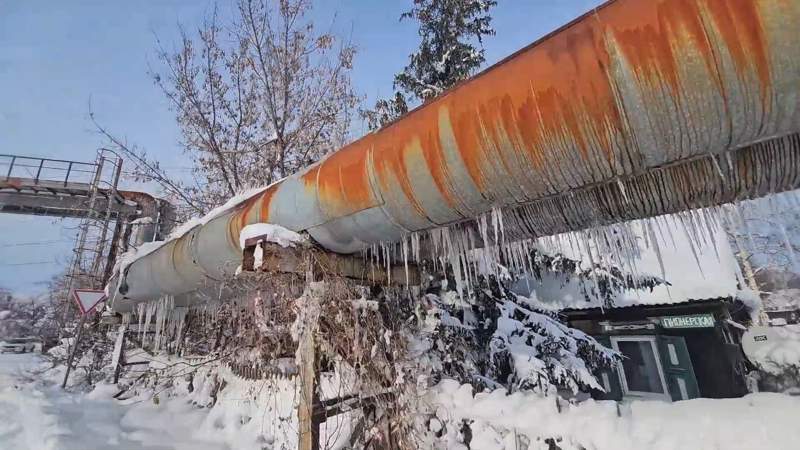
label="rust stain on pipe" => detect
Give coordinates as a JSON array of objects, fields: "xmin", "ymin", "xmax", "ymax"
[
  {"xmin": 112, "ymin": 0, "xmax": 800, "ymax": 306},
  {"xmin": 321, "ymin": 0, "xmax": 776, "ymax": 213},
  {"xmin": 310, "ymin": 141, "xmax": 377, "ymax": 216}
]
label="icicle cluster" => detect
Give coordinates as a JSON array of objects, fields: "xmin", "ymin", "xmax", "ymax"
[
  {"xmin": 134, "ymin": 295, "xmax": 186, "ymax": 352},
  {"xmin": 362, "ymin": 189, "xmax": 800, "ymax": 307}
]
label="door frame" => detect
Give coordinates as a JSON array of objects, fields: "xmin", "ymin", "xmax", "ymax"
[{"xmin": 610, "ymin": 335, "xmax": 671, "ymax": 401}]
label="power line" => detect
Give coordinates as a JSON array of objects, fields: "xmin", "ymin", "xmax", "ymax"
[
  {"xmin": 0, "ymin": 240, "xmax": 69, "ymax": 248},
  {"xmin": 0, "ymin": 261, "xmax": 59, "ymax": 266}
]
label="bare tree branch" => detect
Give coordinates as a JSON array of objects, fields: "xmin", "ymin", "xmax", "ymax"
[{"xmin": 90, "ymin": 110, "xmax": 204, "ymax": 215}]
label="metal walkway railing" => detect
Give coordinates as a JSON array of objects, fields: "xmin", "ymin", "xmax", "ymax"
[{"xmin": 1, "ymin": 154, "xmax": 100, "ymax": 187}]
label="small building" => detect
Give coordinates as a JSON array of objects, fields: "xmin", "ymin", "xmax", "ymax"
[
  {"xmin": 765, "ymin": 308, "xmax": 800, "ymax": 326},
  {"xmin": 561, "ymin": 298, "xmax": 751, "ymax": 402},
  {"xmin": 763, "ymin": 289, "xmax": 800, "ymax": 326}
]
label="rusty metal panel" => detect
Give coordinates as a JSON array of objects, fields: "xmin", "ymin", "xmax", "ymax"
[{"xmin": 111, "ymin": 0, "xmax": 800, "ymax": 306}]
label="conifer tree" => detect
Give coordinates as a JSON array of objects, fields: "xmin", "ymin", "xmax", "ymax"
[
  {"xmin": 363, "ymin": 0, "xmax": 496, "ymax": 130},
  {"xmin": 395, "ymin": 0, "xmax": 496, "ymax": 102}
]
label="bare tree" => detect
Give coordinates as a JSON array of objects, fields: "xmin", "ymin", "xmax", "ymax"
[
  {"xmin": 723, "ymin": 193, "xmax": 800, "ymax": 293},
  {"xmin": 150, "ymin": 0, "xmax": 358, "ymax": 212},
  {"xmin": 91, "ymin": 114, "xmax": 205, "ymax": 218}
]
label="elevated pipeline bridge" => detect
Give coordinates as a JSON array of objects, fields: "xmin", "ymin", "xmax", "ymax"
[
  {"xmin": 0, "ymin": 154, "xmax": 133, "ymax": 219},
  {"xmin": 110, "ymin": 0, "xmax": 800, "ymax": 311},
  {"xmin": 0, "ymin": 153, "xmax": 172, "ymax": 241},
  {"xmin": 1, "ymin": 152, "xmax": 174, "ymax": 291}
]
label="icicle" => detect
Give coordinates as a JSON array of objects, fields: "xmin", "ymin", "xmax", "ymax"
[
  {"xmin": 137, "ymin": 302, "xmax": 145, "ymax": 344},
  {"xmin": 709, "ymin": 153, "xmax": 726, "ymax": 180},
  {"xmin": 725, "ymin": 151, "xmax": 735, "ymax": 175},
  {"xmin": 658, "ymin": 214, "xmax": 677, "ymax": 250},
  {"xmin": 700, "ymin": 207, "xmax": 722, "ymax": 262},
  {"xmin": 677, "ymin": 212, "xmax": 705, "ymax": 277},
  {"xmin": 412, "ymin": 231, "xmax": 418, "ymax": 263},
  {"xmin": 642, "ymin": 219, "xmax": 652, "ymax": 250},
  {"xmin": 174, "ymin": 307, "xmax": 186, "ymax": 349},
  {"xmin": 687, "ymin": 209, "xmax": 708, "ymax": 247},
  {"xmin": 153, "ymin": 297, "xmax": 163, "ymax": 350},
  {"xmin": 646, "ymin": 219, "xmax": 667, "ymax": 282},
  {"xmin": 153, "ymin": 295, "xmax": 173, "ymax": 351},
  {"xmin": 142, "ymin": 302, "xmax": 155, "ymax": 346},
  {"xmin": 402, "ymin": 235, "xmax": 410, "ymax": 287},
  {"xmin": 383, "ymin": 241, "xmax": 391, "ymax": 286},
  {"xmin": 579, "ymin": 230, "xmax": 602, "ymax": 310},
  {"xmin": 498, "ymin": 207, "xmax": 506, "ymax": 247},
  {"xmin": 619, "ymin": 222, "xmax": 641, "ymax": 290},
  {"xmin": 616, "ymin": 178, "xmax": 630, "ymax": 204},
  {"xmin": 477, "ymin": 213, "xmax": 489, "ymax": 247},
  {"xmin": 491, "ymin": 206, "xmax": 506, "ymax": 249}
]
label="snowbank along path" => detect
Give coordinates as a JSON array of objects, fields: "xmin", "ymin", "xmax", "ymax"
[{"xmin": 0, "ymin": 354, "xmax": 229, "ymax": 450}]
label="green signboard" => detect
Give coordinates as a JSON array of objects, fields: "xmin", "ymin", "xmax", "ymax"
[{"xmin": 661, "ymin": 314, "xmax": 715, "ymax": 329}]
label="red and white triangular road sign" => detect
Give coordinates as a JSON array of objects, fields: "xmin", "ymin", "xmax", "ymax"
[{"xmin": 73, "ymin": 289, "xmax": 107, "ymax": 315}]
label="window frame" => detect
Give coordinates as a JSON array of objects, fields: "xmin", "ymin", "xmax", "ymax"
[{"xmin": 610, "ymin": 335, "xmax": 671, "ymax": 401}]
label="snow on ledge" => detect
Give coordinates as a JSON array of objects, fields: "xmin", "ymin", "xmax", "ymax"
[
  {"xmin": 129, "ymin": 216, "xmax": 153, "ymax": 225},
  {"xmin": 239, "ymin": 223, "xmax": 305, "ymax": 249}
]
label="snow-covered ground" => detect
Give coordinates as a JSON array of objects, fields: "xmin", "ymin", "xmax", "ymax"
[
  {"xmin": 0, "ymin": 353, "xmax": 228, "ymax": 450},
  {"xmin": 428, "ymin": 380, "xmax": 800, "ymax": 450},
  {"xmin": 4, "ymin": 352, "xmax": 800, "ymax": 449}
]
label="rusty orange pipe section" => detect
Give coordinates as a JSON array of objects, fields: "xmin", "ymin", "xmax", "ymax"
[{"xmin": 113, "ymin": 0, "xmax": 800, "ymax": 306}]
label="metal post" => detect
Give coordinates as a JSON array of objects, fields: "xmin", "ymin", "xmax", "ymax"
[
  {"xmin": 5, "ymin": 156, "xmax": 15, "ymax": 180},
  {"xmin": 34, "ymin": 159, "xmax": 44, "ymax": 183},
  {"xmin": 61, "ymin": 312, "xmax": 87, "ymax": 389},
  {"xmin": 111, "ymin": 157, "xmax": 123, "ymax": 191},
  {"xmin": 94, "ymin": 155, "xmax": 106, "ymax": 186},
  {"xmin": 64, "ymin": 161, "xmax": 73, "ymax": 186},
  {"xmin": 102, "ymin": 218, "xmax": 124, "ymax": 286}
]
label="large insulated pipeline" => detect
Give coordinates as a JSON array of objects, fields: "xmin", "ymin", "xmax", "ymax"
[{"xmin": 110, "ymin": 0, "xmax": 800, "ymax": 310}]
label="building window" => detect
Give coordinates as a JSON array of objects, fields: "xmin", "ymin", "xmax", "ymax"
[{"xmin": 611, "ymin": 336, "xmax": 670, "ymax": 401}]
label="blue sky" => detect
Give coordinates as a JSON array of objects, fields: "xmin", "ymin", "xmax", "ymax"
[{"xmin": 0, "ymin": 0, "xmax": 603, "ymax": 295}]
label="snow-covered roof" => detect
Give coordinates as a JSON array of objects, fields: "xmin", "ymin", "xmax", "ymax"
[
  {"xmin": 515, "ymin": 215, "xmax": 746, "ymax": 312},
  {"xmin": 558, "ymin": 297, "xmax": 734, "ymax": 314}
]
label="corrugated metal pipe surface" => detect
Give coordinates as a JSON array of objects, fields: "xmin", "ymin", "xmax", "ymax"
[{"xmin": 111, "ymin": 0, "xmax": 800, "ymax": 309}]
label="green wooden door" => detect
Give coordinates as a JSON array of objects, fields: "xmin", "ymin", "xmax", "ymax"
[
  {"xmin": 657, "ymin": 335, "xmax": 700, "ymax": 401},
  {"xmin": 593, "ymin": 336, "xmax": 622, "ymax": 401}
]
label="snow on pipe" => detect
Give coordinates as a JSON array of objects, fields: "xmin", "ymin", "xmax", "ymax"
[{"xmin": 110, "ymin": 0, "xmax": 800, "ymax": 310}]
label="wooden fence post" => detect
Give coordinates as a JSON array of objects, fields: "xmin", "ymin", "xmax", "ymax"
[
  {"xmin": 298, "ymin": 325, "xmax": 320, "ymax": 450},
  {"xmin": 112, "ymin": 324, "xmax": 127, "ymax": 384}
]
